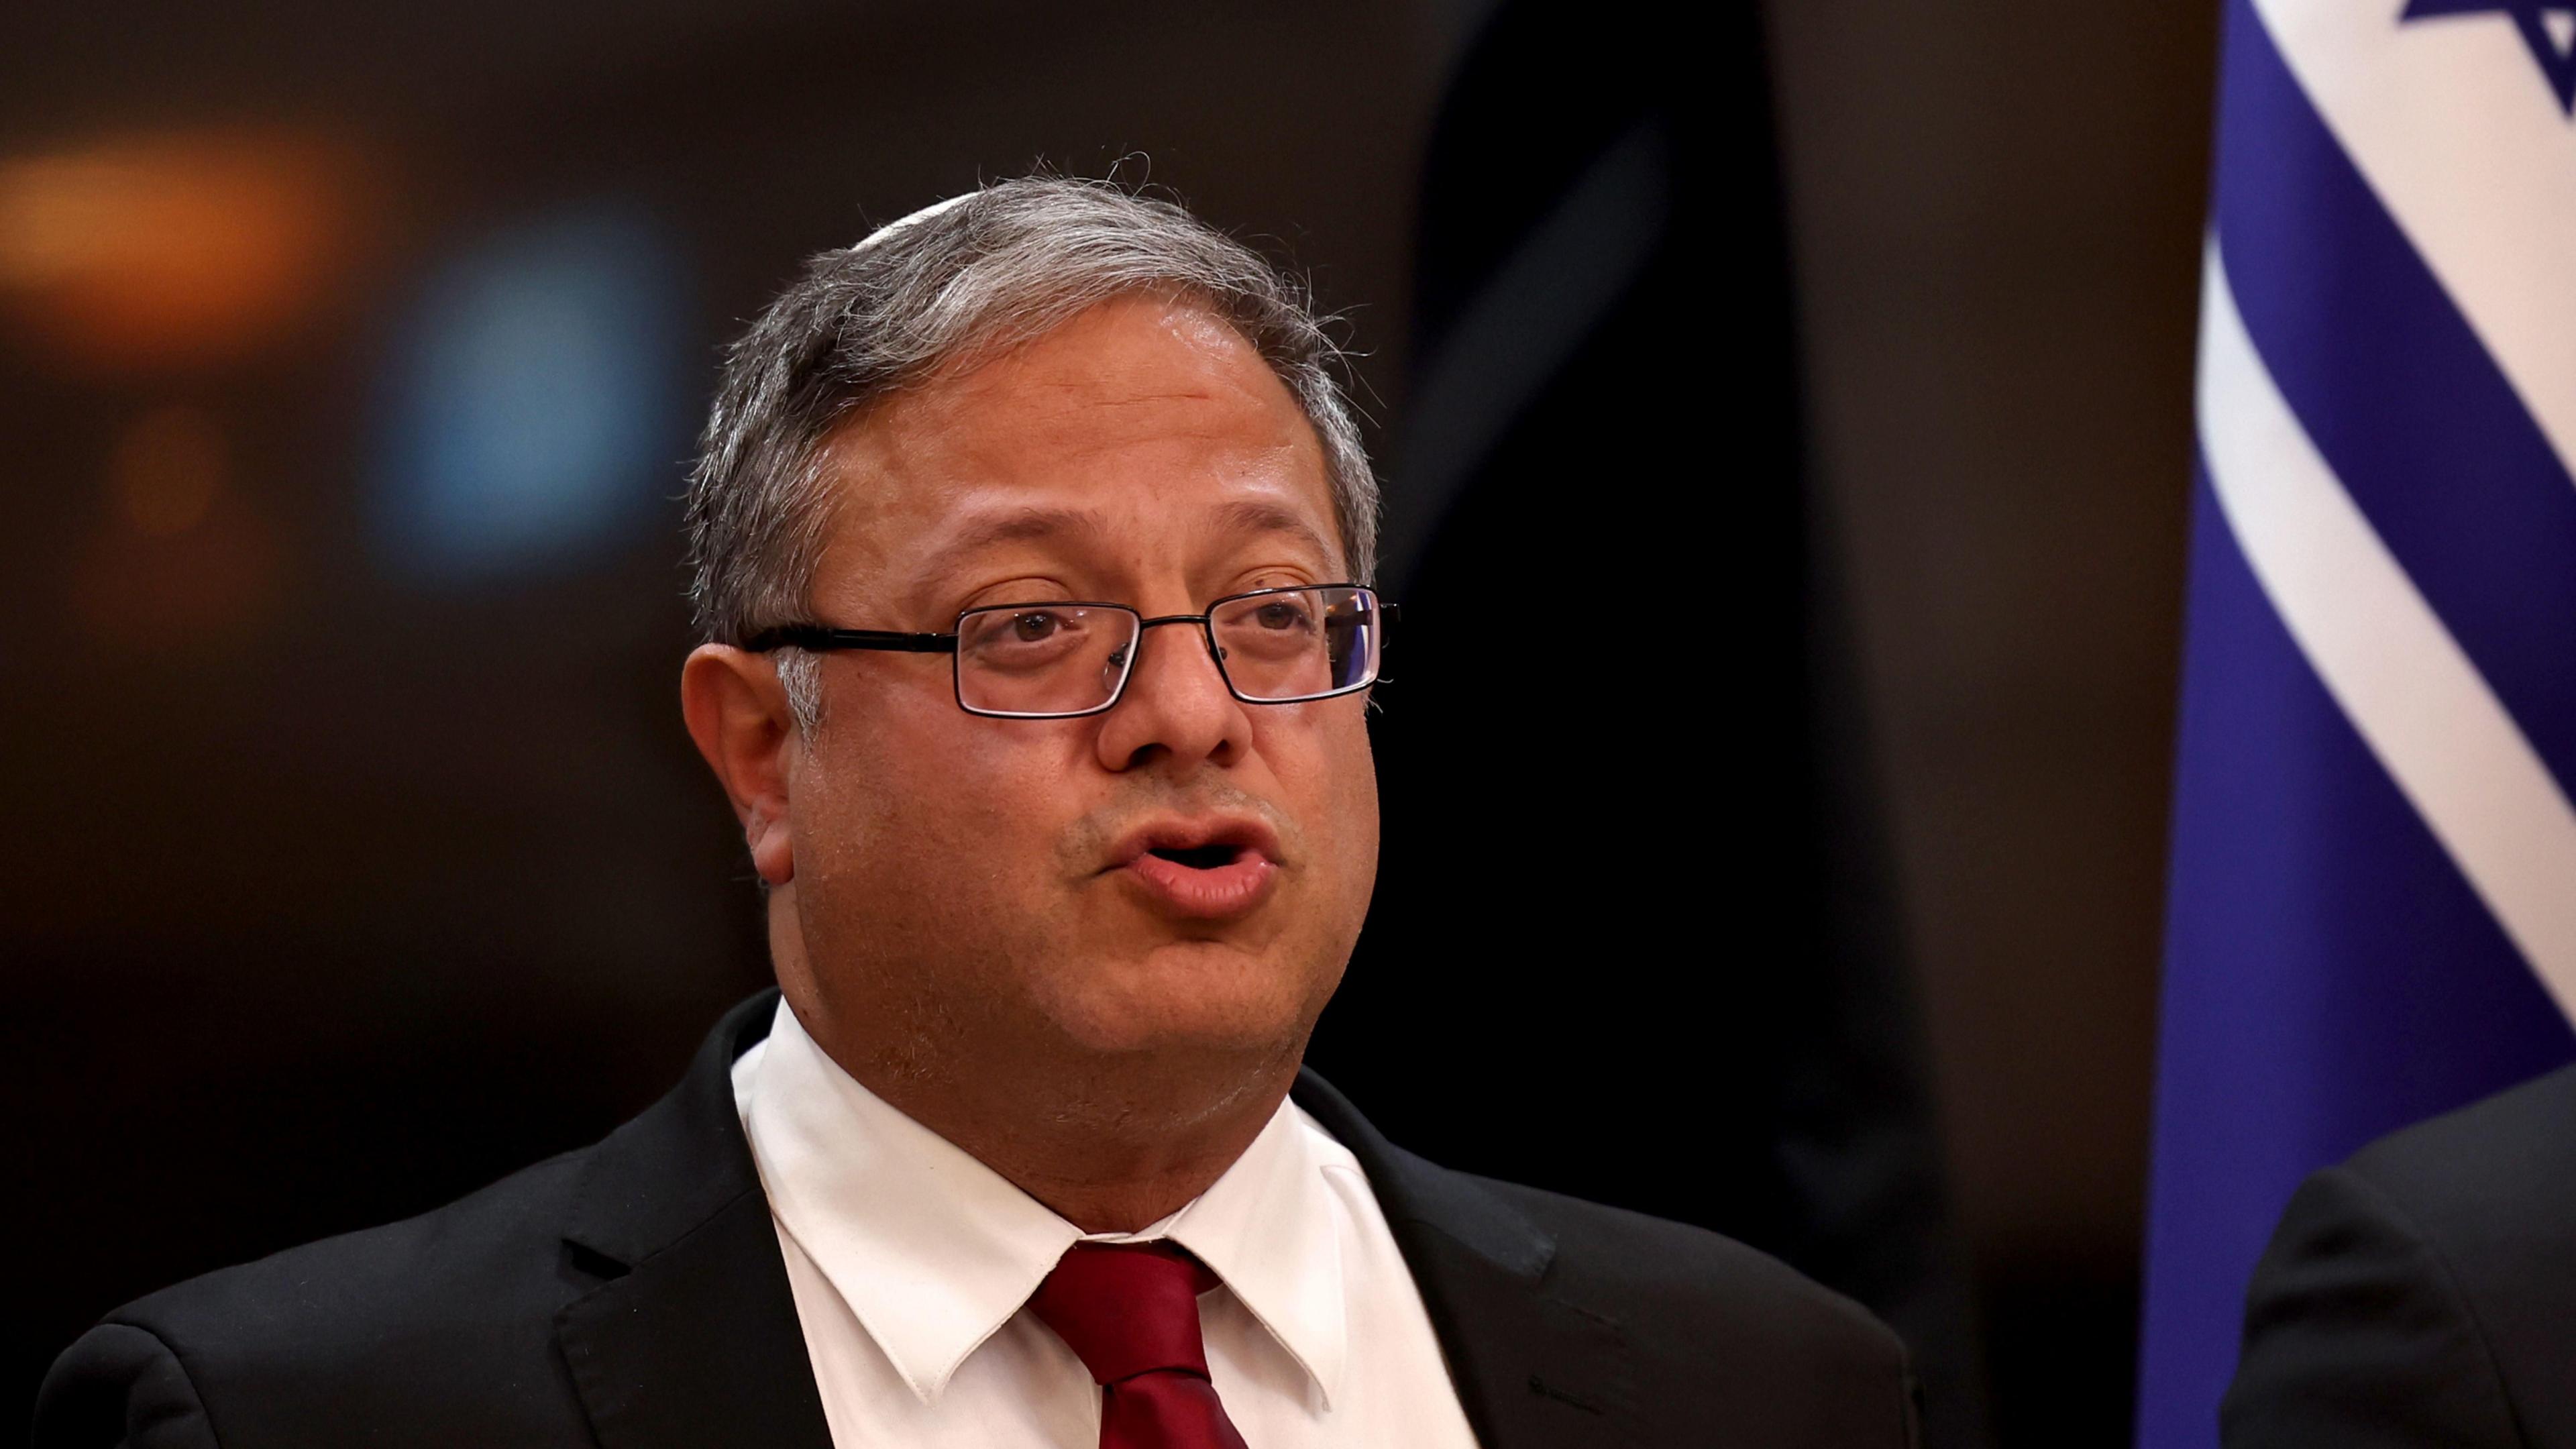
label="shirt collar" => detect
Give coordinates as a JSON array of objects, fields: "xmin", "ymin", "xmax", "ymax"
[
  {"xmin": 1159, "ymin": 1092, "xmax": 1349, "ymax": 1405},
  {"xmin": 735, "ymin": 999, "xmax": 1347, "ymax": 1406}
]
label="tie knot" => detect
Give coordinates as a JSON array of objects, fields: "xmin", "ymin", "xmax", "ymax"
[{"xmin": 1030, "ymin": 1241, "xmax": 1220, "ymax": 1386}]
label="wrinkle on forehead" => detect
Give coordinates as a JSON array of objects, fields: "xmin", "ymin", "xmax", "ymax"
[{"xmin": 810, "ymin": 294, "xmax": 1338, "ymax": 612}]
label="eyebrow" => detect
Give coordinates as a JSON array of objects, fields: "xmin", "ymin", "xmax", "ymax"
[
  {"xmin": 904, "ymin": 497, "xmax": 1346, "ymax": 605},
  {"xmin": 1207, "ymin": 499, "xmax": 1344, "ymax": 572},
  {"xmin": 906, "ymin": 506, "xmax": 1110, "ymax": 602}
]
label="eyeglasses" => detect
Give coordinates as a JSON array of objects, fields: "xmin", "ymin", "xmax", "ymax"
[{"xmin": 745, "ymin": 583, "xmax": 1395, "ymax": 719}]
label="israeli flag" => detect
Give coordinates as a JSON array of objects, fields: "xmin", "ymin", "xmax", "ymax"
[{"xmin": 2138, "ymin": 1, "xmax": 2576, "ymax": 1443}]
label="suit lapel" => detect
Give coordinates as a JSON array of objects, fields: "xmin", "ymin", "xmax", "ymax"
[
  {"xmin": 541, "ymin": 1005, "xmax": 1638, "ymax": 1448},
  {"xmin": 554, "ymin": 992, "xmax": 835, "ymax": 1449},
  {"xmin": 1292, "ymin": 1071, "xmax": 1644, "ymax": 1449}
]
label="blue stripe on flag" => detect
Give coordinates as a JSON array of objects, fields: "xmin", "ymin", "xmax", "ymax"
[
  {"xmin": 2136, "ymin": 465, "xmax": 2576, "ymax": 1449},
  {"xmin": 2209, "ymin": 0, "xmax": 2576, "ymax": 802}
]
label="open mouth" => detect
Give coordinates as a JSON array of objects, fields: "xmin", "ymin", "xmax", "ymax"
[
  {"xmin": 1146, "ymin": 843, "xmax": 1249, "ymax": 871},
  {"xmin": 1112, "ymin": 818, "xmax": 1281, "ymax": 919}
]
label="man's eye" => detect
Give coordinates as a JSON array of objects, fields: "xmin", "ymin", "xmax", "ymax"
[
  {"xmin": 1254, "ymin": 602, "xmax": 1311, "ymax": 630},
  {"xmin": 963, "ymin": 608, "xmax": 1085, "ymax": 659}
]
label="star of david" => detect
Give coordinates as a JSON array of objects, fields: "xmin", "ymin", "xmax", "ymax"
[{"xmin": 2404, "ymin": 1, "xmax": 2576, "ymax": 113}]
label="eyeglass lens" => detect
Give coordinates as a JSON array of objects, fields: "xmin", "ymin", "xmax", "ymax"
[{"xmin": 953, "ymin": 586, "xmax": 1381, "ymax": 717}]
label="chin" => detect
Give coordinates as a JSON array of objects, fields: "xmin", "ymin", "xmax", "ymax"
[{"xmin": 1035, "ymin": 938, "xmax": 1327, "ymax": 1059}]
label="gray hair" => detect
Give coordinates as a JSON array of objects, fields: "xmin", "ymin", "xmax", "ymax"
[{"xmin": 683, "ymin": 176, "xmax": 1379, "ymax": 732}]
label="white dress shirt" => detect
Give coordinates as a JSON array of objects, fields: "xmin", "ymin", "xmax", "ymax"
[{"xmin": 730, "ymin": 999, "xmax": 1483, "ymax": 1448}]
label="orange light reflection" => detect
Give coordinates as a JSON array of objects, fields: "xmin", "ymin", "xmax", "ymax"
[{"xmin": 0, "ymin": 131, "xmax": 360, "ymax": 372}]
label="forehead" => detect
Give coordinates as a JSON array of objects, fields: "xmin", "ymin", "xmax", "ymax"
[{"xmin": 815, "ymin": 294, "xmax": 1342, "ymax": 604}]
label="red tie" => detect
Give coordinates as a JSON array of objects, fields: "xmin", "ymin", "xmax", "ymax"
[{"xmin": 1029, "ymin": 1241, "xmax": 1251, "ymax": 1449}]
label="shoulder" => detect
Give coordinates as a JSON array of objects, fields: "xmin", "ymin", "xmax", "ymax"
[
  {"xmin": 2224, "ymin": 1063, "xmax": 2576, "ymax": 1449},
  {"xmin": 1294, "ymin": 1070, "xmax": 1905, "ymax": 1373},
  {"xmin": 2341, "ymin": 1061, "xmax": 2576, "ymax": 1224},
  {"xmin": 2337, "ymin": 1061, "xmax": 2576, "ymax": 1397},
  {"xmin": 1291, "ymin": 1070, "xmax": 1915, "ymax": 1447},
  {"xmin": 1472, "ymin": 1171, "xmax": 1914, "ymax": 1384},
  {"xmin": 122, "ymin": 1143, "xmax": 591, "ymax": 1344},
  {"xmin": 1440, "ymin": 1171, "xmax": 1915, "ymax": 1448},
  {"xmin": 38, "ymin": 994, "xmax": 780, "ymax": 1448},
  {"xmin": 36, "ymin": 1148, "xmax": 598, "ymax": 1447}
]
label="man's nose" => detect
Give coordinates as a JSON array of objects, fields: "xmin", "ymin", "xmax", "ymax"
[{"xmin": 1092, "ymin": 620, "xmax": 1254, "ymax": 772}]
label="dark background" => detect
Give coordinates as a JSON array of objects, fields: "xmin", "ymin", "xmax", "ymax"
[{"xmin": 1, "ymin": 2, "xmax": 2216, "ymax": 1443}]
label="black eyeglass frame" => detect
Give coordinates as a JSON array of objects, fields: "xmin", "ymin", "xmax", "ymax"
[{"xmin": 743, "ymin": 582, "xmax": 1397, "ymax": 719}]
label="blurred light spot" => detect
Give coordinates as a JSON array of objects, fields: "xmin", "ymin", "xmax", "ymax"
[
  {"xmin": 71, "ymin": 496, "xmax": 281, "ymax": 653},
  {"xmin": 0, "ymin": 132, "xmax": 356, "ymax": 372},
  {"xmin": 375, "ymin": 205, "xmax": 687, "ymax": 581},
  {"xmin": 111, "ymin": 406, "xmax": 229, "ymax": 536}
]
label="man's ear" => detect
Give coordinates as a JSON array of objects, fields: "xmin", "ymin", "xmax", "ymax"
[{"xmin": 681, "ymin": 644, "xmax": 799, "ymax": 886}]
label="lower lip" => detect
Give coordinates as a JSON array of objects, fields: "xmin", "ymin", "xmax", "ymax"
[{"xmin": 1118, "ymin": 850, "xmax": 1279, "ymax": 918}]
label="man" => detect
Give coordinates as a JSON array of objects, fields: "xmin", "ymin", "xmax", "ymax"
[
  {"xmin": 35, "ymin": 178, "xmax": 1916, "ymax": 1448},
  {"xmin": 2223, "ymin": 1061, "xmax": 2576, "ymax": 1448}
]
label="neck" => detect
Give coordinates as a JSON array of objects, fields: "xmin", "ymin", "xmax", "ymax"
[
  {"xmin": 767, "ymin": 896, "xmax": 1305, "ymax": 1232},
  {"xmin": 971, "ymin": 1071, "xmax": 1297, "ymax": 1232},
  {"xmin": 851, "ymin": 1033, "xmax": 1303, "ymax": 1234}
]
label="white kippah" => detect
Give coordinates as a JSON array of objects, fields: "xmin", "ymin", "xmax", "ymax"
[{"xmin": 849, "ymin": 191, "xmax": 977, "ymax": 252}]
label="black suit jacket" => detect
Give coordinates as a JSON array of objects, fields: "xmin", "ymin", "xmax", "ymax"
[
  {"xmin": 2224, "ymin": 1062, "xmax": 2576, "ymax": 1448},
  {"xmin": 36, "ymin": 993, "xmax": 1917, "ymax": 1448}
]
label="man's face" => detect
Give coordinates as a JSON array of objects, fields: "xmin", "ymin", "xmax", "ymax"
[{"xmin": 777, "ymin": 293, "xmax": 1379, "ymax": 1081}]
